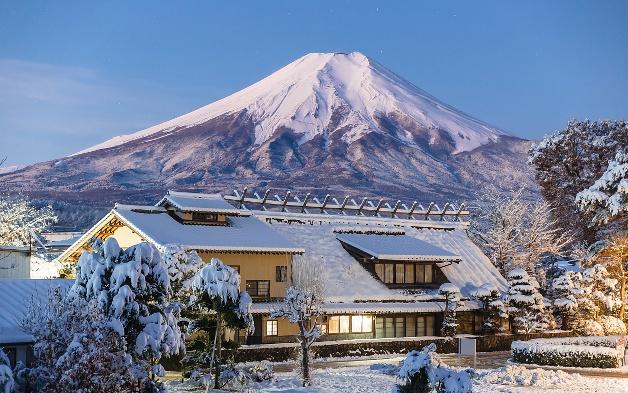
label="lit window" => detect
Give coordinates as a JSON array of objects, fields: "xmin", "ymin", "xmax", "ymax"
[
  {"xmin": 266, "ymin": 320, "xmax": 278, "ymax": 336},
  {"xmin": 375, "ymin": 264, "xmax": 385, "ymax": 281},
  {"xmin": 339, "ymin": 315, "xmax": 350, "ymax": 333},
  {"xmin": 404, "ymin": 264, "xmax": 414, "ymax": 284},
  {"xmin": 384, "ymin": 264, "xmax": 394, "ymax": 283},
  {"xmin": 351, "ymin": 315, "xmax": 373, "ymax": 333},
  {"xmin": 395, "ymin": 264, "xmax": 405, "ymax": 283},
  {"xmin": 416, "ymin": 264, "xmax": 425, "ymax": 283},
  {"xmin": 424, "ymin": 265, "xmax": 433, "ymax": 283},
  {"xmin": 328, "ymin": 316, "xmax": 340, "ymax": 333}
]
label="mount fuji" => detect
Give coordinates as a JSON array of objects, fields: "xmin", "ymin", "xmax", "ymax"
[{"xmin": 1, "ymin": 52, "xmax": 534, "ymax": 211}]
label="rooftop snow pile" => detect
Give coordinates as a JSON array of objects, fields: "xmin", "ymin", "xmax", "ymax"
[
  {"xmin": 157, "ymin": 190, "xmax": 244, "ymax": 214},
  {"xmin": 266, "ymin": 217, "xmax": 506, "ymax": 302},
  {"xmin": 113, "ymin": 205, "xmax": 304, "ymax": 254},
  {"xmin": 336, "ymin": 233, "xmax": 462, "ymax": 262}
]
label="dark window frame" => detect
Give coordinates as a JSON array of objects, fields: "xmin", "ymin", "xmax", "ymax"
[
  {"xmin": 373, "ymin": 262, "xmax": 435, "ymax": 285},
  {"xmin": 275, "ymin": 266, "xmax": 287, "ymax": 282},
  {"xmin": 191, "ymin": 211, "xmax": 218, "ymax": 222},
  {"xmin": 246, "ymin": 280, "xmax": 270, "ymax": 298}
]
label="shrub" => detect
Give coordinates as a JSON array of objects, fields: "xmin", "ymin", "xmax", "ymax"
[
  {"xmin": 242, "ymin": 361, "xmax": 273, "ymax": 382},
  {"xmin": 0, "ymin": 348, "xmax": 15, "ymax": 393},
  {"xmin": 512, "ymin": 337, "xmax": 624, "ymax": 368},
  {"xmin": 599, "ymin": 316, "xmax": 627, "ymax": 336},
  {"xmin": 581, "ymin": 320, "xmax": 604, "ymax": 336},
  {"xmin": 394, "ymin": 343, "xmax": 472, "ymax": 393}
]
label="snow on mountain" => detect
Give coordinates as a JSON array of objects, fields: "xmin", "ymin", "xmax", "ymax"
[
  {"xmin": 0, "ymin": 52, "xmax": 533, "ymax": 219},
  {"xmin": 0, "ymin": 164, "xmax": 26, "ymax": 175},
  {"xmin": 75, "ymin": 52, "xmax": 506, "ymax": 156}
]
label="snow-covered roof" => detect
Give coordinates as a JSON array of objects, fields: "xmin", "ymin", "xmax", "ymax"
[
  {"xmin": 0, "ymin": 278, "xmax": 73, "ymax": 344},
  {"xmin": 156, "ymin": 190, "xmax": 245, "ymax": 214},
  {"xmin": 261, "ymin": 214, "xmax": 507, "ymax": 300},
  {"xmin": 336, "ymin": 233, "xmax": 461, "ymax": 262},
  {"xmin": 114, "ymin": 205, "xmax": 304, "ymax": 254},
  {"xmin": 251, "ymin": 300, "xmax": 482, "ymax": 314}
]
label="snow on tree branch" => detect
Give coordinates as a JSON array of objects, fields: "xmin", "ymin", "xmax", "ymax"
[
  {"xmin": 0, "ymin": 194, "xmax": 57, "ymax": 246},
  {"xmin": 576, "ymin": 149, "xmax": 628, "ymax": 226}
]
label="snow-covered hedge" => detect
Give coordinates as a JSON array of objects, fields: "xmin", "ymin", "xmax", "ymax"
[{"xmin": 512, "ymin": 336, "xmax": 625, "ymax": 368}]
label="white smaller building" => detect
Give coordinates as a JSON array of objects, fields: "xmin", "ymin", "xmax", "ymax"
[{"xmin": 0, "ymin": 246, "xmax": 31, "ymax": 279}]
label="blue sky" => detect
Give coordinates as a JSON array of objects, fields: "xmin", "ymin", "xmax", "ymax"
[{"xmin": 1, "ymin": 1, "xmax": 627, "ymax": 166}]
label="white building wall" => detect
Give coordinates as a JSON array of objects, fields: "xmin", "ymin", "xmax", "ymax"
[{"xmin": 0, "ymin": 248, "xmax": 31, "ymax": 279}]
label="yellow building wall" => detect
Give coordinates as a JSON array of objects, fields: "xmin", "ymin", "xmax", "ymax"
[
  {"xmin": 261, "ymin": 315, "xmax": 299, "ymax": 338},
  {"xmin": 196, "ymin": 251, "xmax": 292, "ymax": 299},
  {"xmin": 111, "ymin": 226, "xmax": 145, "ymax": 248}
]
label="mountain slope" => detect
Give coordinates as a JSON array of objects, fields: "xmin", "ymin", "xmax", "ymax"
[
  {"xmin": 1, "ymin": 52, "xmax": 535, "ymax": 208},
  {"xmin": 76, "ymin": 52, "xmax": 505, "ymax": 156}
]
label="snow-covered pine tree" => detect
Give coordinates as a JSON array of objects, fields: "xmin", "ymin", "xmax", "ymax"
[
  {"xmin": 592, "ymin": 235, "xmax": 628, "ymax": 319},
  {"xmin": 470, "ymin": 283, "xmax": 504, "ymax": 334},
  {"xmin": 69, "ymin": 238, "xmax": 185, "ymax": 392},
  {"xmin": 550, "ymin": 270, "xmax": 584, "ymax": 330},
  {"xmin": 582, "ymin": 264, "xmax": 620, "ymax": 319},
  {"xmin": 504, "ymin": 268, "xmax": 550, "ymax": 333},
  {"xmin": 162, "ymin": 244, "xmax": 204, "ymax": 299},
  {"xmin": 530, "ymin": 119, "xmax": 628, "ymax": 242},
  {"xmin": 0, "ymin": 347, "xmax": 14, "ymax": 393},
  {"xmin": 439, "ymin": 283, "xmax": 460, "ymax": 337},
  {"xmin": 576, "ymin": 149, "xmax": 627, "ymax": 227},
  {"xmin": 191, "ymin": 258, "xmax": 253, "ymax": 390},
  {"xmin": 271, "ymin": 256, "xmax": 325, "ymax": 387},
  {"xmin": 0, "ymin": 194, "xmax": 56, "ymax": 246}
]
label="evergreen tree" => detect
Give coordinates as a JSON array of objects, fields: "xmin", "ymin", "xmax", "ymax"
[
  {"xmin": 504, "ymin": 268, "xmax": 551, "ymax": 333},
  {"xmin": 439, "ymin": 283, "xmax": 460, "ymax": 337},
  {"xmin": 550, "ymin": 270, "xmax": 583, "ymax": 330},
  {"xmin": 470, "ymin": 283, "xmax": 505, "ymax": 334},
  {"xmin": 529, "ymin": 119, "xmax": 628, "ymax": 242},
  {"xmin": 576, "ymin": 149, "xmax": 628, "ymax": 227},
  {"xmin": 0, "ymin": 347, "xmax": 14, "ymax": 393},
  {"xmin": 69, "ymin": 238, "xmax": 185, "ymax": 392}
]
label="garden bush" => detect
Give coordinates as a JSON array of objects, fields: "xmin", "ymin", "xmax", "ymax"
[
  {"xmin": 581, "ymin": 320, "xmax": 604, "ymax": 336},
  {"xmin": 599, "ymin": 316, "xmax": 627, "ymax": 336}
]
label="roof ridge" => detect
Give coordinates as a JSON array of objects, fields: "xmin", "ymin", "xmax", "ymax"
[{"xmin": 167, "ymin": 190, "xmax": 223, "ymax": 199}]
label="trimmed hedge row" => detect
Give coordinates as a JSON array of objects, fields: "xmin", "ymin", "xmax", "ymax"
[
  {"xmin": 223, "ymin": 331, "xmax": 572, "ymax": 363},
  {"xmin": 226, "ymin": 337, "xmax": 458, "ymax": 363},
  {"xmin": 511, "ymin": 336, "xmax": 625, "ymax": 369}
]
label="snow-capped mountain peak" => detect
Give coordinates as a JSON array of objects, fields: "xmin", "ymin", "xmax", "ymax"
[{"xmin": 75, "ymin": 52, "xmax": 506, "ymax": 156}]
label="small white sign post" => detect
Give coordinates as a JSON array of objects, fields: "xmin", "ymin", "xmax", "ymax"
[{"xmin": 459, "ymin": 337, "xmax": 477, "ymax": 368}]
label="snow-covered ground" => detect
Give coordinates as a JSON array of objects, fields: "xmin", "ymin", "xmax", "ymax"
[
  {"xmin": 30, "ymin": 256, "xmax": 62, "ymax": 279},
  {"xmin": 167, "ymin": 363, "xmax": 628, "ymax": 392}
]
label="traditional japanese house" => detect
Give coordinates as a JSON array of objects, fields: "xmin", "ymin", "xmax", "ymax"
[{"xmin": 59, "ymin": 190, "xmax": 507, "ymax": 345}]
